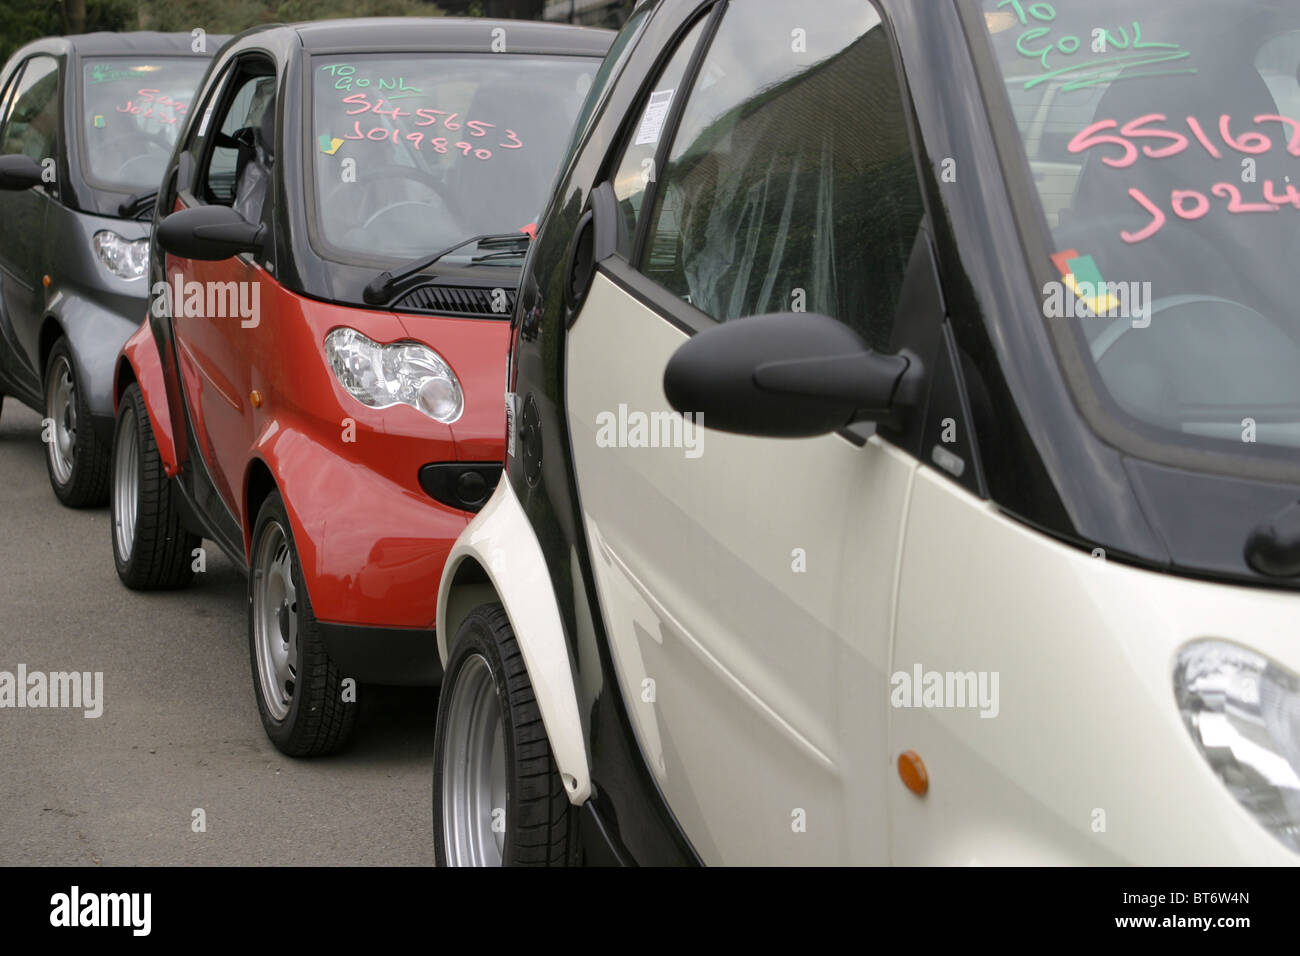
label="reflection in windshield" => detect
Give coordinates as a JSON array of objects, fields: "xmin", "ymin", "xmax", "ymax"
[
  {"xmin": 980, "ymin": 0, "xmax": 1300, "ymax": 452},
  {"xmin": 310, "ymin": 54, "xmax": 596, "ymax": 263},
  {"xmin": 81, "ymin": 59, "xmax": 208, "ymax": 191}
]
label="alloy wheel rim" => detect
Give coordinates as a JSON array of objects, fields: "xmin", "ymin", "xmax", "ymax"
[
  {"xmin": 252, "ymin": 520, "xmax": 298, "ymax": 722},
  {"xmin": 46, "ymin": 357, "xmax": 77, "ymax": 485},
  {"xmin": 441, "ymin": 653, "xmax": 508, "ymax": 866},
  {"xmin": 112, "ymin": 405, "xmax": 139, "ymax": 560}
]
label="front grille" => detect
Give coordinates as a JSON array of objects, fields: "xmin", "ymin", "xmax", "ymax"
[{"xmin": 393, "ymin": 283, "xmax": 516, "ymax": 318}]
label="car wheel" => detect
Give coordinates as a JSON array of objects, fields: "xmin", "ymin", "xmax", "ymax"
[
  {"xmin": 44, "ymin": 339, "xmax": 110, "ymax": 507},
  {"xmin": 433, "ymin": 603, "xmax": 577, "ymax": 866},
  {"xmin": 111, "ymin": 383, "xmax": 199, "ymax": 589},
  {"xmin": 248, "ymin": 490, "xmax": 357, "ymax": 756}
]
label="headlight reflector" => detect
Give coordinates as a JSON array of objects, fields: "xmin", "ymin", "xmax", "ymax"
[
  {"xmin": 324, "ymin": 327, "xmax": 462, "ymax": 423},
  {"xmin": 1176, "ymin": 640, "xmax": 1300, "ymax": 852},
  {"xmin": 92, "ymin": 230, "xmax": 148, "ymax": 280}
]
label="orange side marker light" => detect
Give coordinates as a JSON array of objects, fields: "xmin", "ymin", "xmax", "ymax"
[{"xmin": 898, "ymin": 750, "xmax": 928, "ymax": 796}]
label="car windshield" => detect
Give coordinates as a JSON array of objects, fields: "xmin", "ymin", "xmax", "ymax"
[
  {"xmin": 975, "ymin": 0, "xmax": 1300, "ymax": 453},
  {"xmin": 309, "ymin": 53, "xmax": 597, "ymax": 264},
  {"xmin": 80, "ymin": 57, "xmax": 208, "ymax": 192}
]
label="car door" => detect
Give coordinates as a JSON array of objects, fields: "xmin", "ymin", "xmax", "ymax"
[
  {"xmin": 168, "ymin": 60, "xmax": 277, "ymax": 516},
  {"xmin": 0, "ymin": 54, "xmax": 60, "ymax": 393},
  {"xmin": 563, "ymin": 0, "xmax": 928, "ymax": 864}
]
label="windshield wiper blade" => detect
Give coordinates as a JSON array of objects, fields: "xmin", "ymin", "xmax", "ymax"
[
  {"xmin": 470, "ymin": 247, "xmax": 530, "ymax": 263},
  {"xmin": 363, "ymin": 231, "xmax": 531, "ymax": 305},
  {"xmin": 118, "ymin": 189, "xmax": 158, "ymax": 219}
]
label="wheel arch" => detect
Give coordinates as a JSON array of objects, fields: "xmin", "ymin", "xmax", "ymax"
[
  {"xmin": 116, "ymin": 323, "xmax": 179, "ymax": 476},
  {"xmin": 440, "ymin": 558, "xmax": 498, "ymax": 658},
  {"xmin": 113, "ymin": 354, "xmax": 137, "ymax": 403},
  {"xmin": 38, "ymin": 315, "xmax": 65, "ymax": 382},
  {"xmin": 437, "ymin": 478, "xmax": 592, "ymax": 805},
  {"xmin": 245, "ymin": 457, "xmax": 278, "ymax": 555}
]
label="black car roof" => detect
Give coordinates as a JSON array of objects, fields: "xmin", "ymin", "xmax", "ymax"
[
  {"xmin": 44, "ymin": 31, "xmax": 227, "ymax": 57},
  {"xmin": 276, "ymin": 17, "xmax": 612, "ymax": 56}
]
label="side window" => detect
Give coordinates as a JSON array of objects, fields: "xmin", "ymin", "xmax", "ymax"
[
  {"xmin": 640, "ymin": 0, "xmax": 925, "ymax": 350},
  {"xmin": 0, "ymin": 56, "xmax": 60, "ymax": 164},
  {"xmin": 608, "ymin": 15, "xmax": 710, "ymax": 246},
  {"xmin": 562, "ymin": 5, "xmax": 651, "ymax": 170},
  {"xmin": 198, "ymin": 65, "xmax": 276, "ymax": 224},
  {"xmin": 0, "ymin": 64, "xmax": 26, "ymax": 139},
  {"xmin": 1256, "ymin": 30, "xmax": 1300, "ymax": 122}
]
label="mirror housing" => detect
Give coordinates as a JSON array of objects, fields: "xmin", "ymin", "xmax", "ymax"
[
  {"xmin": 0, "ymin": 154, "xmax": 45, "ymax": 191},
  {"xmin": 663, "ymin": 312, "xmax": 916, "ymax": 438},
  {"xmin": 157, "ymin": 205, "xmax": 265, "ymax": 261},
  {"xmin": 564, "ymin": 181, "xmax": 619, "ymax": 317}
]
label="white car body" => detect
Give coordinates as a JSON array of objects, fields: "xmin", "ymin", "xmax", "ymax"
[{"xmin": 438, "ymin": 272, "xmax": 1300, "ymax": 865}]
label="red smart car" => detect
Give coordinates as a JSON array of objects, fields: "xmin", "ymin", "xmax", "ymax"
[{"xmin": 108, "ymin": 18, "xmax": 610, "ymax": 754}]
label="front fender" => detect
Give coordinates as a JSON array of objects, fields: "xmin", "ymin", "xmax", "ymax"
[
  {"xmin": 255, "ymin": 422, "xmax": 469, "ymax": 630},
  {"xmin": 437, "ymin": 477, "xmax": 592, "ymax": 805},
  {"xmin": 48, "ymin": 286, "xmax": 146, "ymax": 426},
  {"xmin": 116, "ymin": 321, "xmax": 179, "ymax": 477}
]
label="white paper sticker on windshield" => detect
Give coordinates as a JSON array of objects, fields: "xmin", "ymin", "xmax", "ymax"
[
  {"xmin": 197, "ymin": 103, "xmax": 215, "ymax": 138},
  {"xmin": 634, "ymin": 89, "xmax": 675, "ymax": 146}
]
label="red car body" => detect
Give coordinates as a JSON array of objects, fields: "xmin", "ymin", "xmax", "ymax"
[
  {"xmin": 109, "ymin": 19, "xmax": 610, "ymax": 707},
  {"xmin": 118, "ymin": 279, "xmax": 507, "ymax": 631}
]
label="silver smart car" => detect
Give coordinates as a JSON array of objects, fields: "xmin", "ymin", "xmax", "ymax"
[{"xmin": 0, "ymin": 32, "xmax": 218, "ymax": 505}]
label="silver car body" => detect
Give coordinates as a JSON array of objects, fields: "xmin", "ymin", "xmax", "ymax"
[{"xmin": 0, "ymin": 32, "xmax": 220, "ymax": 442}]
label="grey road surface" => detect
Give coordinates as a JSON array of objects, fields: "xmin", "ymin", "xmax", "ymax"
[{"xmin": 0, "ymin": 401, "xmax": 436, "ymax": 865}]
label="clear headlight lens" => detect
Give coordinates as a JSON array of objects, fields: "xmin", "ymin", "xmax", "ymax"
[
  {"xmin": 92, "ymin": 230, "xmax": 148, "ymax": 280},
  {"xmin": 324, "ymin": 327, "xmax": 463, "ymax": 423},
  {"xmin": 1175, "ymin": 640, "xmax": 1300, "ymax": 852}
]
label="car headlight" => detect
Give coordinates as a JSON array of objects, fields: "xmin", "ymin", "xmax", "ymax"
[
  {"xmin": 1175, "ymin": 640, "xmax": 1300, "ymax": 852},
  {"xmin": 92, "ymin": 230, "xmax": 149, "ymax": 280},
  {"xmin": 324, "ymin": 327, "xmax": 463, "ymax": 424}
]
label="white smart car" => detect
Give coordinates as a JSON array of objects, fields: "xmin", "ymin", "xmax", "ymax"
[{"xmin": 432, "ymin": 0, "xmax": 1300, "ymax": 865}]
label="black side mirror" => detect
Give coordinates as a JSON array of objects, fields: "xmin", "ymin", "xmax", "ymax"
[
  {"xmin": 0, "ymin": 154, "xmax": 45, "ymax": 191},
  {"xmin": 663, "ymin": 312, "xmax": 918, "ymax": 438},
  {"xmin": 157, "ymin": 205, "xmax": 265, "ymax": 261}
]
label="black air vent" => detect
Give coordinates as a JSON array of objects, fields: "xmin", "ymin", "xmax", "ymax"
[
  {"xmin": 419, "ymin": 462, "xmax": 503, "ymax": 513},
  {"xmin": 393, "ymin": 283, "xmax": 517, "ymax": 318}
]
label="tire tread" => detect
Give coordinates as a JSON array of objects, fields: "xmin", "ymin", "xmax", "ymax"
[
  {"xmin": 112, "ymin": 383, "xmax": 198, "ymax": 590},
  {"xmin": 434, "ymin": 603, "xmax": 576, "ymax": 866},
  {"xmin": 46, "ymin": 341, "xmax": 110, "ymax": 508}
]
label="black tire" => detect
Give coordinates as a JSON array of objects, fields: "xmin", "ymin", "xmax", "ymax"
[
  {"xmin": 433, "ymin": 603, "xmax": 577, "ymax": 866},
  {"xmin": 248, "ymin": 491, "xmax": 357, "ymax": 757},
  {"xmin": 43, "ymin": 339, "xmax": 110, "ymax": 507},
  {"xmin": 111, "ymin": 383, "xmax": 199, "ymax": 590}
]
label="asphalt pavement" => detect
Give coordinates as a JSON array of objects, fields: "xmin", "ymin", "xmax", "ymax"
[{"xmin": 0, "ymin": 400, "xmax": 435, "ymax": 865}]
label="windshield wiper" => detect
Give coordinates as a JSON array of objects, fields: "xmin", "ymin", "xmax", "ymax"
[
  {"xmin": 118, "ymin": 190, "xmax": 158, "ymax": 219},
  {"xmin": 363, "ymin": 232, "xmax": 531, "ymax": 305},
  {"xmin": 470, "ymin": 247, "xmax": 531, "ymax": 264}
]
